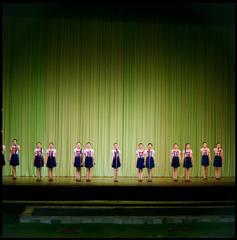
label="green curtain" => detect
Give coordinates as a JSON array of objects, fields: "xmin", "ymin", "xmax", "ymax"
[{"xmin": 2, "ymin": 5, "xmax": 235, "ymax": 177}]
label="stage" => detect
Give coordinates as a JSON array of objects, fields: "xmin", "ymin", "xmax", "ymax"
[
  {"xmin": 2, "ymin": 176, "xmax": 235, "ymax": 237},
  {"xmin": 2, "ymin": 176, "xmax": 235, "ymax": 201}
]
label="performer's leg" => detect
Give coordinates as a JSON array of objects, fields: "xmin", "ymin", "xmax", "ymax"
[
  {"xmin": 215, "ymin": 167, "xmax": 218, "ymax": 179},
  {"xmin": 89, "ymin": 168, "xmax": 92, "ymax": 180},
  {"xmin": 36, "ymin": 168, "xmax": 41, "ymax": 180},
  {"xmin": 12, "ymin": 166, "xmax": 16, "ymax": 178},
  {"xmin": 187, "ymin": 169, "xmax": 190, "ymax": 181},
  {"xmin": 174, "ymin": 168, "xmax": 178, "ymax": 180}
]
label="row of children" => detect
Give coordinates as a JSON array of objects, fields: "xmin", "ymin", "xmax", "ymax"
[{"xmin": 0, "ymin": 139, "xmax": 224, "ymax": 182}]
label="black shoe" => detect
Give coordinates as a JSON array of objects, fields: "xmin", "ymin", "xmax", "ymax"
[
  {"xmin": 86, "ymin": 179, "xmax": 90, "ymax": 182},
  {"xmin": 76, "ymin": 178, "xmax": 81, "ymax": 182},
  {"xmin": 36, "ymin": 178, "xmax": 41, "ymax": 181},
  {"xmin": 13, "ymin": 177, "xmax": 16, "ymax": 180},
  {"xmin": 174, "ymin": 179, "xmax": 178, "ymax": 182},
  {"xmin": 203, "ymin": 177, "xmax": 207, "ymax": 180},
  {"xmin": 148, "ymin": 179, "xmax": 152, "ymax": 182}
]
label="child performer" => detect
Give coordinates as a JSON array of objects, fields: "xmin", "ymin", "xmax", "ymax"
[
  {"xmin": 182, "ymin": 143, "xmax": 194, "ymax": 182},
  {"xmin": 0, "ymin": 144, "xmax": 6, "ymax": 169},
  {"xmin": 144, "ymin": 143, "xmax": 155, "ymax": 182},
  {"xmin": 9, "ymin": 139, "xmax": 20, "ymax": 180},
  {"xmin": 136, "ymin": 143, "xmax": 145, "ymax": 181},
  {"xmin": 83, "ymin": 142, "xmax": 95, "ymax": 182},
  {"xmin": 74, "ymin": 142, "xmax": 83, "ymax": 181},
  {"xmin": 34, "ymin": 142, "xmax": 44, "ymax": 181},
  {"xmin": 112, "ymin": 143, "xmax": 122, "ymax": 182},
  {"xmin": 170, "ymin": 143, "xmax": 181, "ymax": 181},
  {"xmin": 200, "ymin": 142, "xmax": 211, "ymax": 180},
  {"xmin": 46, "ymin": 143, "xmax": 56, "ymax": 181},
  {"xmin": 213, "ymin": 143, "xmax": 224, "ymax": 180}
]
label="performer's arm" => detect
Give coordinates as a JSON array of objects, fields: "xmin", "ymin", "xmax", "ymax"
[
  {"xmin": 170, "ymin": 151, "xmax": 172, "ymax": 164},
  {"xmin": 208, "ymin": 149, "xmax": 212, "ymax": 162}
]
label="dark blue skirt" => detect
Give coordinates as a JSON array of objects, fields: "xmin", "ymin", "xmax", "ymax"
[
  {"xmin": 183, "ymin": 157, "xmax": 192, "ymax": 169},
  {"xmin": 34, "ymin": 156, "xmax": 44, "ymax": 168},
  {"xmin": 112, "ymin": 157, "xmax": 121, "ymax": 169},
  {"xmin": 46, "ymin": 156, "xmax": 56, "ymax": 168},
  {"xmin": 10, "ymin": 154, "xmax": 19, "ymax": 166},
  {"xmin": 0, "ymin": 153, "xmax": 5, "ymax": 166},
  {"xmin": 213, "ymin": 156, "xmax": 222, "ymax": 167},
  {"xmin": 85, "ymin": 156, "xmax": 93, "ymax": 168},
  {"xmin": 145, "ymin": 157, "xmax": 155, "ymax": 169},
  {"xmin": 74, "ymin": 156, "xmax": 82, "ymax": 168},
  {"xmin": 136, "ymin": 157, "xmax": 145, "ymax": 169},
  {"xmin": 201, "ymin": 155, "xmax": 209, "ymax": 167},
  {"xmin": 171, "ymin": 157, "xmax": 180, "ymax": 168}
]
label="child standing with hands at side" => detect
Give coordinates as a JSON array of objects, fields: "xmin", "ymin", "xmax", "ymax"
[
  {"xmin": 144, "ymin": 143, "xmax": 155, "ymax": 182},
  {"xmin": 46, "ymin": 143, "xmax": 57, "ymax": 181},
  {"xmin": 136, "ymin": 143, "xmax": 145, "ymax": 181},
  {"xmin": 200, "ymin": 142, "xmax": 211, "ymax": 180},
  {"xmin": 73, "ymin": 142, "xmax": 83, "ymax": 181},
  {"xmin": 112, "ymin": 143, "xmax": 122, "ymax": 182},
  {"xmin": 34, "ymin": 142, "xmax": 44, "ymax": 181},
  {"xmin": 213, "ymin": 143, "xmax": 224, "ymax": 180},
  {"xmin": 83, "ymin": 142, "xmax": 95, "ymax": 182},
  {"xmin": 170, "ymin": 143, "xmax": 181, "ymax": 181},
  {"xmin": 9, "ymin": 139, "xmax": 20, "ymax": 180},
  {"xmin": 182, "ymin": 143, "xmax": 194, "ymax": 182}
]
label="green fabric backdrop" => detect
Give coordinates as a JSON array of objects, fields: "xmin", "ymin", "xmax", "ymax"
[{"xmin": 2, "ymin": 6, "xmax": 235, "ymax": 177}]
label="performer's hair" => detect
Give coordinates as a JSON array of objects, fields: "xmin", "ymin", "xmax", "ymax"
[
  {"xmin": 86, "ymin": 142, "xmax": 91, "ymax": 145},
  {"xmin": 185, "ymin": 143, "xmax": 190, "ymax": 149},
  {"xmin": 49, "ymin": 142, "xmax": 54, "ymax": 146},
  {"xmin": 173, "ymin": 143, "xmax": 178, "ymax": 146},
  {"xmin": 12, "ymin": 138, "xmax": 17, "ymax": 142},
  {"xmin": 202, "ymin": 141, "xmax": 207, "ymax": 145},
  {"xmin": 138, "ymin": 143, "xmax": 143, "ymax": 145},
  {"xmin": 37, "ymin": 141, "xmax": 42, "ymax": 145},
  {"xmin": 114, "ymin": 142, "xmax": 118, "ymax": 145},
  {"xmin": 148, "ymin": 143, "xmax": 153, "ymax": 146}
]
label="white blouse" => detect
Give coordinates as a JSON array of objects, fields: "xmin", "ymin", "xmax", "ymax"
[
  {"xmin": 34, "ymin": 148, "xmax": 44, "ymax": 156},
  {"xmin": 214, "ymin": 148, "xmax": 223, "ymax": 156},
  {"xmin": 112, "ymin": 149, "xmax": 121, "ymax": 158},
  {"xmin": 46, "ymin": 148, "xmax": 56, "ymax": 157},
  {"xmin": 74, "ymin": 148, "xmax": 82, "ymax": 157},
  {"xmin": 11, "ymin": 145, "xmax": 20, "ymax": 155},
  {"xmin": 200, "ymin": 147, "xmax": 210, "ymax": 156},
  {"xmin": 183, "ymin": 149, "xmax": 193, "ymax": 158},
  {"xmin": 171, "ymin": 149, "xmax": 181, "ymax": 157},
  {"xmin": 136, "ymin": 149, "xmax": 145, "ymax": 158},
  {"xmin": 84, "ymin": 149, "xmax": 94, "ymax": 157},
  {"xmin": 144, "ymin": 149, "xmax": 155, "ymax": 157}
]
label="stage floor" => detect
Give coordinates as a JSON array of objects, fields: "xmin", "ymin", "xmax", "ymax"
[
  {"xmin": 2, "ymin": 176, "xmax": 235, "ymax": 201},
  {"xmin": 2, "ymin": 176, "xmax": 235, "ymax": 187}
]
